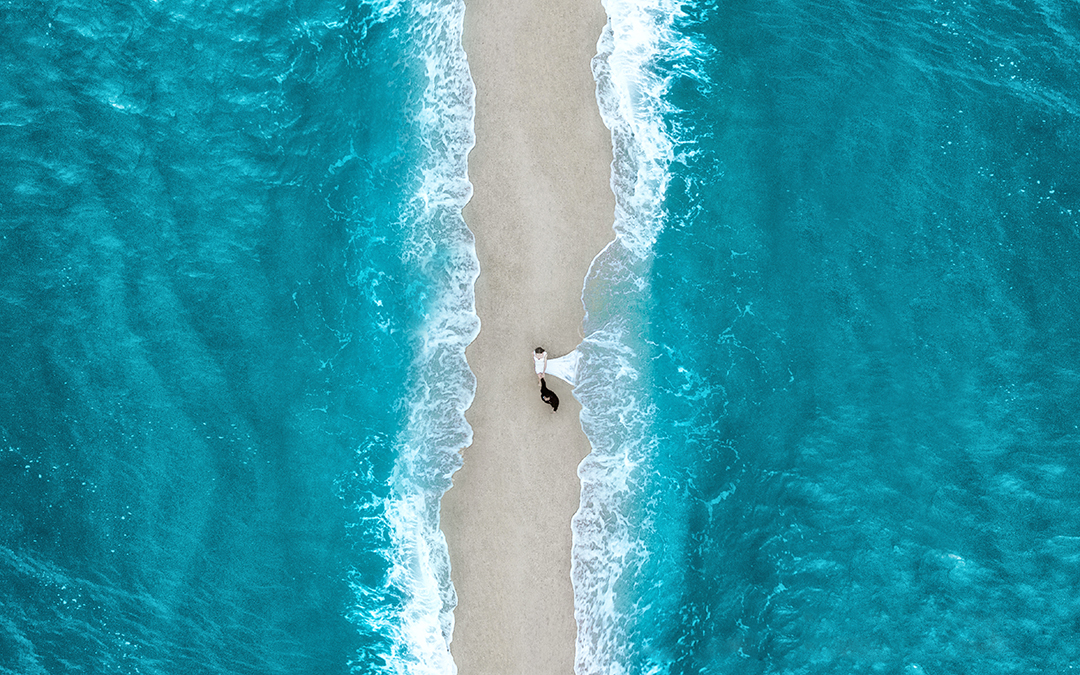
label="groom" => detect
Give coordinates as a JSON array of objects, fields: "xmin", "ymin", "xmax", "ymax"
[
  {"xmin": 539, "ymin": 376, "xmax": 560, "ymax": 413},
  {"xmin": 534, "ymin": 347, "xmax": 560, "ymax": 412}
]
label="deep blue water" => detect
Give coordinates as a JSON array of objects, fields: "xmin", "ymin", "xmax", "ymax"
[
  {"xmin": 0, "ymin": 0, "xmax": 474, "ymax": 673},
  {"xmin": 575, "ymin": 0, "xmax": 1080, "ymax": 673}
]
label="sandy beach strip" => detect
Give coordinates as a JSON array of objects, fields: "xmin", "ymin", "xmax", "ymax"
[{"xmin": 439, "ymin": 0, "xmax": 615, "ymax": 673}]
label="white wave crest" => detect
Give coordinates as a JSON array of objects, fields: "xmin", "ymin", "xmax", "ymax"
[
  {"xmin": 345, "ymin": 0, "xmax": 477, "ymax": 673},
  {"xmin": 389, "ymin": 0, "xmax": 478, "ymax": 668},
  {"xmin": 590, "ymin": 0, "xmax": 697, "ymax": 258},
  {"xmin": 573, "ymin": 243, "xmax": 659, "ymax": 675},
  {"xmin": 573, "ymin": 1, "xmax": 701, "ymax": 673}
]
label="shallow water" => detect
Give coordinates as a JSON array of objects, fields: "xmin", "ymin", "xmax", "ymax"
[
  {"xmin": 0, "ymin": 0, "xmax": 474, "ymax": 673},
  {"xmin": 575, "ymin": 0, "xmax": 1080, "ymax": 672}
]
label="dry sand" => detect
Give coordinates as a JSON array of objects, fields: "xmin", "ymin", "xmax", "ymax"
[{"xmin": 439, "ymin": 0, "xmax": 615, "ymax": 673}]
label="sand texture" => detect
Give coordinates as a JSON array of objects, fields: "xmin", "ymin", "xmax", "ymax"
[{"xmin": 440, "ymin": 0, "xmax": 615, "ymax": 673}]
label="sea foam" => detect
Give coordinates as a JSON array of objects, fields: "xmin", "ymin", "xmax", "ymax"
[
  {"xmin": 341, "ymin": 0, "xmax": 476, "ymax": 673},
  {"xmin": 572, "ymin": 2, "xmax": 696, "ymax": 673}
]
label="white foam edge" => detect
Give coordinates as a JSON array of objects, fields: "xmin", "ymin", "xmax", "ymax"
[
  {"xmin": 355, "ymin": 0, "xmax": 479, "ymax": 672},
  {"xmin": 570, "ymin": 1, "xmax": 700, "ymax": 673}
]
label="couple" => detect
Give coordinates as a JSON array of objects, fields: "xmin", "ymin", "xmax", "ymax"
[{"xmin": 533, "ymin": 346, "xmax": 580, "ymax": 413}]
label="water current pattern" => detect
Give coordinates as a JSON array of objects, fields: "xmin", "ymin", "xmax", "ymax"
[
  {"xmin": 3, "ymin": 0, "xmax": 1080, "ymax": 673},
  {"xmin": 1, "ymin": 0, "xmax": 474, "ymax": 673},
  {"xmin": 574, "ymin": 0, "xmax": 1080, "ymax": 673}
]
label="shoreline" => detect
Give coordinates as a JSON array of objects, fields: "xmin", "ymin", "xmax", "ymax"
[{"xmin": 440, "ymin": 0, "xmax": 615, "ymax": 672}]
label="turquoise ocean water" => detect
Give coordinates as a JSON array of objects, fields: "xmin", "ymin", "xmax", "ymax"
[
  {"xmin": 4, "ymin": 0, "xmax": 1080, "ymax": 673},
  {"xmin": 575, "ymin": 0, "xmax": 1080, "ymax": 673},
  {"xmin": 1, "ymin": 0, "xmax": 474, "ymax": 672}
]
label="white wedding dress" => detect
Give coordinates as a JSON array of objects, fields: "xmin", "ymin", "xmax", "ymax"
[{"xmin": 540, "ymin": 349, "xmax": 581, "ymax": 387}]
